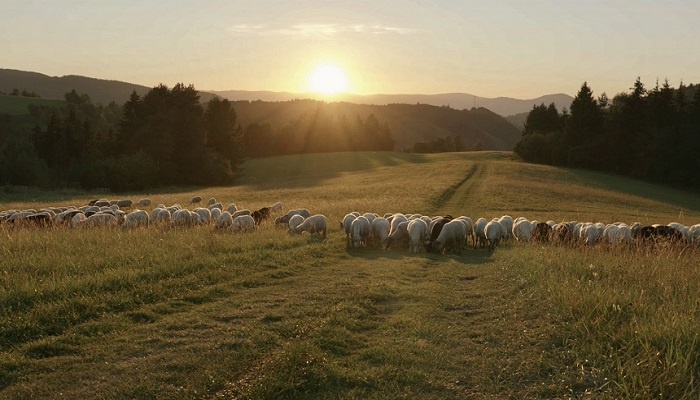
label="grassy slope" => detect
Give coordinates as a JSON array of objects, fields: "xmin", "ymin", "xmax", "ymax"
[
  {"xmin": 0, "ymin": 151, "xmax": 699, "ymax": 399},
  {"xmin": 0, "ymin": 94, "xmax": 66, "ymax": 115}
]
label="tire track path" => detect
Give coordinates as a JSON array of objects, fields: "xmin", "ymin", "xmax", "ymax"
[{"xmin": 430, "ymin": 161, "xmax": 490, "ymax": 216}]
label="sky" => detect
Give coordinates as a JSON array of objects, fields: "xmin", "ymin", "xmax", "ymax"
[{"xmin": 1, "ymin": 0, "xmax": 699, "ymax": 99}]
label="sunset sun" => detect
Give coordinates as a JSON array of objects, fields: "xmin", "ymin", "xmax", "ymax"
[{"xmin": 308, "ymin": 63, "xmax": 349, "ymax": 95}]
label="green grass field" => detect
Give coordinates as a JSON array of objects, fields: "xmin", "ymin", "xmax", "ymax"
[{"xmin": 1, "ymin": 151, "xmax": 699, "ymax": 399}]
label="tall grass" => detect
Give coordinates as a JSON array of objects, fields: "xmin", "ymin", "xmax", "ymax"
[{"xmin": 1, "ymin": 151, "xmax": 699, "ymax": 398}]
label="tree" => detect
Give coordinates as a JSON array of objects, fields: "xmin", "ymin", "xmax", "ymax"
[
  {"xmin": 565, "ymin": 82, "xmax": 604, "ymax": 168},
  {"xmin": 205, "ymin": 97, "xmax": 240, "ymax": 162}
]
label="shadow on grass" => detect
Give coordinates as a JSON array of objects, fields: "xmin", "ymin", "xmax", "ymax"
[{"xmin": 344, "ymin": 246, "xmax": 494, "ymax": 266}]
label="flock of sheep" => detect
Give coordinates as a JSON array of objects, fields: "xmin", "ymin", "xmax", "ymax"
[
  {"xmin": 341, "ymin": 212, "xmax": 700, "ymax": 254},
  {"xmin": 1, "ymin": 196, "xmax": 698, "ymax": 255},
  {"xmin": 0, "ymin": 196, "xmax": 329, "ymax": 236}
]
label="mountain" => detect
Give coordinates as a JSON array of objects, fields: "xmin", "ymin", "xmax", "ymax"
[
  {"xmin": 210, "ymin": 90, "xmax": 574, "ymax": 117},
  {"xmin": 0, "ymin": 69, "xmax": 217, "ymax": 105}
]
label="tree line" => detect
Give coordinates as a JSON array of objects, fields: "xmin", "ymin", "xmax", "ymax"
[
  {"xmin": 514, "ymin": 78, "xmax": 700, "ymax": 188},
  {"xmin": 0, "ymin": 84, "xmax": 395, "ymax": 191}
]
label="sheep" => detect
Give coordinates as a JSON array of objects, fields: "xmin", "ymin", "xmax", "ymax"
[
  {"xmin": 498, "ymin": 215, "xmax": 514, "ymax": 240},
  {"xmin": 191, "ymin": 196, "xmax": 202, "ymax": 205},
  {"xmin": 407, "ymin": 219, "xmax": 428, "ymax": 253},
  {"xmin": 427, "ymin": 217, "xmax": 452, "ymax": 252},
  {"xmin": 388, "ymin": 213, "xmax": 408, "ymax": 237},
  {"xmin": 370, "ymin": 217, "xmax": 390, "ymax": 248},
  {"xmin": 231, "ymin": 215, "xmax": 256, "ymax": 232},
  {"xmin": 270, "ymin": 202, "xmax": 283, "ymax": 213},
  {"xmin": 210, "ymin": 207, "xmax": 222, "ymax": 221},
  {"xmin": 214, "ymin": 211, "xmax": 233, "ymax": 230},
  {"xmin": 193, "ymin": 207, "xmax": 212, "ymax": 224},
  {"xmin": 117, "ymin": 199, "xmax": 133, "ymax": 209},
  {"xmin": 288, "ymin": 214, "xmax": 305, "ymax": 231},
  {"xmin": 94, "ymin": 199, "xmax": 111, "ymax": 207},
  {"xmin": 76, "ymin": 213, "xmax": 118, "ymax": 228},
  {"xmin": 385, "ymin": 221, "xmax": 409, "ymax": 249},
  {"xmin": 473, "ymin": 218, "xmax": 488, "ymax": 248},
  {"xmin": 350, "ymin": 216, "xmax": 371, "ymax": 248},
  {"xmin": 227, "ymin": 203, "xmax": 238, "ymax": 214},
  {"xmin": 123, "ymin": 210, "xmax": 150, "ymax": 229},
  {"xmin": 70, "ymin": 212, "xmax": 87, "ymax": 228},
  {"xmin": 532, "ymin": 222, "xmax": 552, "ymax": 243},
  {"xmin": 512, "ymin": 218, "xmax": 534, "ymax": 242},
  {"xmin": 362, "ymin": 213, "xmax": 377, "ymax": 224},
  {"xmin": 484, "ymin": 220, "xmax": 504, "ymax": 252},
  {"xmin": 432, "ymin": 220, "xmax": 467, "ymax": 254},
  {"xmin": 137, "ymin": 198, "xmax": 152, "ymax": 208},
  {"xmin": 172, "ymin": 209, "xmax": 200, "ymax": 227},
  {"xmin": 252, "ymin": 207, "xmax": 271, "ymax": 225},
  {"xmin": 276, "ymin": 209, "xmax": 312, "ymax": 226},
  {"xmin": 232, "ymin": 209, "xmax": 251, "ymax": 219},
  {"xmin": 552, "ymin": 223, "xmax": 574, "ymax": 244},
  {"xmin": 456, "ymin": 216, "xmax": 474, "ymax": 247},
  {"xmin": 292, "ymin": 214, "xmax": 327, "ymax": 237},
  {"xmin": 341, "ymin": 213, "xmax": 357, "ymax": 246},
  {"xmin": 580, "ymin": 223, "xmax": 601, "ymax": 245},
  {"xmin": 689, "ymin": 224, "xmax": 700, "ymax": 245},
  {"xmin": 153, "ymin": 208, "xmax": 172, "ymax": 225},
  {"xmin": 209, "ymin": 203, "xmax": 223, "ymax": 211},
  {"xmin": 207, "ymin": 197, "xmax": 216, "ymax": 206}
]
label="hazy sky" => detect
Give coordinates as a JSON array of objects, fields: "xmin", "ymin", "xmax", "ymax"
[{"xmin": 2, "ymin": 0, "xmax": 699, "ymax": 99}]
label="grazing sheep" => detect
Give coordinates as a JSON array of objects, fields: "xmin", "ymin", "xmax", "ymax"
[
  {"xmin": 70, "ymin": 212, "xmax": 87, "ymax": 228},
  {"xmin": 432, "ymin": 220, "xmax": 467, "ymax": 254},
  {"xmin": 214, "ymin": 211, "xmax": 233, "ymax": 230},
  {"xmin": 473, "ymin": 218, "xmax": 488, "ymax": 248},
  {"xmin": 137, "ymin": 198, "xmax": 152, "ymax": 208},
  {"xmin": 350, "ymin": 216, "xmax": 371, "ymax": 248},
  {"xmin": 227, "ymin": 203, "xmax": 238, "ymax": 214},
  {"xmin": 191, "ymin": 196, "xmax": 202, "ymax": 205},
  {"xmin": 276, "ymin": 209, "xmax": 312, "ymax": 226},
  {"xmin": 512, "ymin": 219, "xmax": 534, "ymax": 242},
  {"xmin": 152, "ymin": 208, "xmax": 172, "ymax": 225},
  {"xmin": 210, "ymin": 207, "xmax": 222, "ymax": 221},
  {"xmin": 193, "ymin": 207, "xmax": 212, "ymax": 224},
  {"xmin": 94, "ymin": 199, "xmax": 111, "ymax": 207},
  {"xmin": 552, "ymin": 223, "xmax": 574, "ymax": 244},
  {"xmin": 76, "ymin": 213, "xmax": 118, "ymax": 228},
  {"xmin": 117, "ymin": 199, "xmax": 133, "ymax": 209},
  {"xmin": 341, "ymin": 213, "xmax": 357, "ymax": 246},
  {"xmin": 427, "ymin": 217, "xmax": 452, "ymax": 252},
  {"xmin": 207, "ymin": 198, "xmax": 216, "ymax": 206},
  {"xmin": 209, "ymin": 203, "xmax": 223, "ymax": 211},
  {"xmin": 388, "ymin": 214, "xmax": 408, "ymax": 237},
  {"xmin": 293, "ymin": 214, "xmax": 327, "ymax": 238},
  {"xmin": 484, "ymin": 220, "xmax": 504, "ymax": 252},
  {"xmin": 172, "ymin": 209, "xmax": 200, "ymax": 227},
  {"xmin": 288, "ymin": 214, "xmax": 305, "ymax": 231},
  {"xmin": 252, "ymin": 207, "xmax": 271, "ymax": 225},
  {"xmin": 232, "ymin": 209, "xmax": 251, "ymax": 219},
  {"xmin": 123, "ymin": 210, "xmax": 150, "ymax": 229},
  {"xmin": 456, "ymin": 216, "xmax": 474, "ymax": 247},
  {"xmin": 407, "ymin": 219, "xmax": 428, "ymax": 253},
  {"xmin": 231, "ymin": 215, "xmax": 256, "ymax": 232},
  {"xmin": 270, "ymin": 202, "xmax": 283, "ymax": 213},
  {"xmin": 532, "ymin": 222, "xmax": 553, "ymax": 243},
  {"xmin": 370, "ymin": 217, "xmax": 390, "ymax": 248},
  {"xmin": 362, "ymin": 213, "xmax": 377, "ymax": 224},
  {"xmin": 689, "ymin": 224, "xmax": 700, "ymax": 245},
  {"xmin": 385, "ymin": 221, "xmax": 409, "ymax": 249},
  {"xmin": 497, "ymin": 216, "xmax": 514, "ymax": 240}
]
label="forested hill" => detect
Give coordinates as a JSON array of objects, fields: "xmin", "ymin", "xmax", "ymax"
[{"xmin": 233, "ymin": 100, "xmax": 521, "ymax": 151}]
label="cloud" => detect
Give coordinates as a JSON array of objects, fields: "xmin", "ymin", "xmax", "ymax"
[{"xmin": 229, "ymin": 23, "xmax": 413, "ymax": 38}]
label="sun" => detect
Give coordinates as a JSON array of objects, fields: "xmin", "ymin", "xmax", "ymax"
[{"xmin": 308, "ymin": 63, "xmax": 349, "ymax": 95}]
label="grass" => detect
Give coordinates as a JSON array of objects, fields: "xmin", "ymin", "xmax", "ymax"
[
  {"xmin": 0, "ymin": 94, "xmax": 66, "ymax": 116},
  {"xmin": 0, "ymin": 151, "xmax": 699, "ymax": 398}
]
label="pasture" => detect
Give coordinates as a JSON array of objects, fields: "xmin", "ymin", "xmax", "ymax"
[{"xmin": 1, "ymin": 151, "xmax": 699, "ymax": 399}]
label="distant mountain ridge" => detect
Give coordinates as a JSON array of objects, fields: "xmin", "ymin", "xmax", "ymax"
[
  {"xmin": 1, "ymin": 68, "xmax": 572, "ymax": 116},
  {"xmin": 210, "ymin": 90, "xmax": 574, "ymax": 117}
]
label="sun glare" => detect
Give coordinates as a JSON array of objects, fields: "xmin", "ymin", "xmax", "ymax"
[{"xmin": 308, "ymin": 63, "xmax": 349, "ymax": 95}]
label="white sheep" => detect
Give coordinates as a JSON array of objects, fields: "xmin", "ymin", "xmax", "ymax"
[
  {"xmin": 484, "ymin": 220, "xmax": 504, "ymax": 252},
  {"xmin": 432, "ymin": 219, "xmax": 467, "ymax": 254},
  {"xmin": 232, "ymin": 209, "xmax": 251, "ymax": 219},
  {"xmin": 293, "ymin": 214, "xmax": 327, "ymax": 237},
  {"xmin": 276, "ymin": 209, "xmax": 312, "ymax": 226},
  {"xmin": 512, "ymin": 219, "xmax": 533, "ymax": 242},
  {"xmin": 227, "ymin": 203, "xmax": 238, "ymax": 214},
  {"xmin": 193, "ymin": 207, "xmax": 212, "ymax": 224},
  {"xmin": 386, "ymin": 221, "xmax": 409, "ymax": 249},
  {"xmin": 208, "ymin": 203, "xmax": 223, "ymax": 211},
  {"xmin": 689, "ymin": 224, "xmax": 700, "ymax": 245},
  {"xmin": 370, "ymin": 217, "xmax": 390, "ymax": 248},
  {"xmin": 117, "ymin": 199, "xmax": 133, "ymax": 209},
  {"xmin": 407, "ymin": 219, "xmax": 428, "ymax": 253},
  {"xmin": 350, "ymin": 216, "xmax": 371, "ymax": 248},
  {"xmin": 231, "ymin": 215, "xmax": 256, "ymax": 232},
  {"xmin": 388, "ymin": 213, "xmax": 408, "ymax": 236},
  {"xmin": 288, "ymin": 214, "xmax": 305, "ymax": 231},
  {"xmin": 77, "ymin": 213, "xmax": 118, "ymax": 228},
  {"xmin": 362, "ymin": 213, "xmax": 377, "ymax": 224},
  {"xmin": 214, "ymin": 211, "xmax": 233, "ymax": 230},
  {"xmin": 341, "ymin": 213, "xmax": 357, "ymax": 246},
  {"xmin": 70, "ymin": 212, "xmax": 87, "ymax": 228},
  {"xmin": 270, "ymin": 202, "xmax": 283, "ymax": 213},
  {"xmin": 172, "ymin": 209, "xmax": 200, "ymax": 226},
  {"xmin": 498, "ymin": 215, "xmax": 513, "ymax": 240},
  {"xmin": 153, "ymin": 208, "xmax": 172, "ymax": 225},
  {"xmin": 456, "ymin": 216, "xmax": 474, "ymax": 247},
  {"xmin": 473, "ymin": 218, "xmax": 488, "ymax": 248},
  {"xmin": 123, "ymin": 209, "xmax": 149, "ymax": 229},
  {"xmin": 137, "ymin": 198, "xmax": 152, "ymax": 208}
]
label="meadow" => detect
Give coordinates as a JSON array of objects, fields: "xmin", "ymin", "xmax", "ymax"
[{"xmin": 1, "ymin": 151, "xmax": 699, "ymax": 399}]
